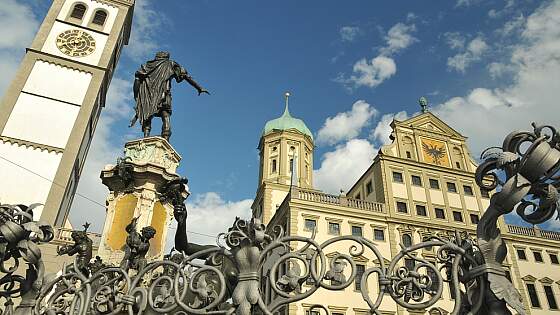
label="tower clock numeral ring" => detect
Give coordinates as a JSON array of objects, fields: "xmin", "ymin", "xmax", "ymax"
[{"xmin": 56, "ymin": 29, "xmax": 96, "ymax": 57}]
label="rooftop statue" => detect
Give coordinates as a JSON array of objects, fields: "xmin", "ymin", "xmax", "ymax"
[{"xmin": 130, "ymin": 51, "xmax": 209, "ymax": 140}]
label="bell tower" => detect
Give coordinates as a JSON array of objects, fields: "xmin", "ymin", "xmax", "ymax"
[
  {"xmin": 253, "ymin": 93, "xmax": 314, "ymax": 224},
  {"xmin": 0, "ymin": 0, "xmax": 135, "ymax": 226}
]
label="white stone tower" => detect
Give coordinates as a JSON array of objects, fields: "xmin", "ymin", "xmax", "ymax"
[
  {"xmin": 0, "ymin": 0, "xmax": 135, "ymax": 226},
  {"xmin": 252, "ymin": 93, "xmax": 314, "ymax": 224}
]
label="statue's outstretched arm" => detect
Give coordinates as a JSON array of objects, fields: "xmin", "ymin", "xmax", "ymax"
[
  {"xmin": 175, "ymin": 64, "xmax": 209, "ymax": 95},
  {"xmin": 173, "ymin": 207, "xmax": 215, "ymax": 259}
]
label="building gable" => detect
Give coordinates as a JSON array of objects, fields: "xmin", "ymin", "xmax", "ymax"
[{"xmin": 394, "ymin": 112, "xmax": 465, "ymax": 140}]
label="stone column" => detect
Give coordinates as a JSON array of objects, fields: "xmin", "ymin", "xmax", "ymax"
[{"xmin": 97, "ymin": 136, "xmax": 187, "ymax": 265}]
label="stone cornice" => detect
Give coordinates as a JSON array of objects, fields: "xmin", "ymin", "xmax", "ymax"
[
  {"xmin": 379, "ymin": 155, "xmax": 477, "ymax": 178},
  {"xmin": 0, "ymin": 136, "xmax": 64, "ymax": 154},
  {"xmin": 27, "ymin": 49, "xmax": 105, "ymax": 73}
]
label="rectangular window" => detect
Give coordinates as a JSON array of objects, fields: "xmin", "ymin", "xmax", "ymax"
[
  {"xmin": 393, "ymin": 171, "xmax": 403, "ymax": 183},
  {"xmin": 416, "ymin": 204, "xmax": 427, "ymax": 216},
  {"xmin": 470, "ymin": 214, "xmax": 479, "ymax": 224},
  {"xmin": 328, "ymin": 222, "xmax": 340, "ymax": 235},
  {"xmin": 463, "ymin": 185, "xmax": 474, "ymax": 196},
  {"xmin": 404, "ymin": 258, "xmax": 415, "ymax": 270},
  {"xmin": 544, "ymin": 285, "xmax": 559, "ymax": 310},
  {"xmin": 366, "ymin": 181, "xmax": 373, "ymax": 195},
  {"xmin": 406, "ymin": 151, "xmax": 412, "ymax": 158},
  {"xmin": 429, "ymin": 178, "xmax": 440, "ymax": 189},
  {"xmin": 374, "ymin": 228, "xmax": 385, "ymax": 241},
  {"xmin": 352, "ymin": 225, "xmax": 363, "ymax": 237},
  {"xmin": 517, "ymin": 248, "xmax": 527, "ymax": 260},
  {"xmin": 427, "ymin": 264, "xmax": 439, "ymax": 291},
  {"xmin": 435, "ymin": 208, "xmax": 446, "ymax": 219},
  {"xmin": 271, "ymin": 159, "xmax": 277, "ymax": 173},
  {"xmin": 550, "ymin": 253, "xmax": 559, "ymax": 265},
  {"xmin": 355, "ymin": 264, "xmax": 365, "ymax": 290},
  {"xmin": 526, "ymin": 283, "xmax": 541, "ymax": 308},
  {"xmin": 447, "ymin": 182, "xmax": 457, "ymax": 193},
  {"xmin": 396, "ymin": 201, "xmax": 408, "ymax": 213},
  {"xmin": 481, "ymin": 189, "xmax": 490, "ymax": 198},
  {"xmin": 411, "ymin": 175, "xmax": 422, "ymax": 186},
  {"xmin": 533, "ymin": 251, "xmax": 543, "ymax": 263},
  {"xmin": 304, "ymin": 219, "xmax": 316, "ymax": 232},
  {"xmin": 452, "ymin": 211, "xmax": 463, "ymax": 222}
]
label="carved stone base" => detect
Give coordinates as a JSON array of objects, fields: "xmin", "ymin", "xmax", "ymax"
[{"xmin": 97, "ymin": 136, "xmax": 187, "ymax": 266}]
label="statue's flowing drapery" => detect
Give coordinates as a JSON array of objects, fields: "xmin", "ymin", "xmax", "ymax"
[{"xmin": 132, "ymin": 58, "xmax": 186, "ymax": 125}]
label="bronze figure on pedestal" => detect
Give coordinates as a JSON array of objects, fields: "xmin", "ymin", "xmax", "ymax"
[{"xmin": 130, "ymin": 51, "xmax": 209, "ymax": 140}]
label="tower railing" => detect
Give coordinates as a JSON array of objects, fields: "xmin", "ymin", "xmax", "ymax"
[
  {"xmin": 507, "ymin": 224, "xmax": 560, "ymax": 241},
  {"xmin": 293, "ymin": 187, "xmax": 385, "ymax": 213}
]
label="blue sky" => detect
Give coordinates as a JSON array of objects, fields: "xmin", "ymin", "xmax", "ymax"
[{"xmin": 1, "ymin": 0, "xmax": 559, "ymax": 242}]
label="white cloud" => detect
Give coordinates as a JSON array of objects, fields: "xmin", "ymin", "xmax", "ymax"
[
  {"xmin": 370, "ymin": 111, "xmax": 408, "ymax": 145},
  {"xmin": 125, "ymin": 0, "xmax": 167, "ymax": 62},
  {"xmin": 443, "ymin": 32, "xmax": 466, "ymax": 50},
  {"xmin": 433, "ymin": 0, "xmax": 560, "ymax": 157},
  {"xmin": 176, "ymin": 192, "xmax": 252, "ymax": 247},
  {"xmin": 487, "ymin": 62, "xmax": 516, "ymax": 78},
  {"xmin": 340, "ymin": 26, "xmax": 360, "ymax": 42},
  {"xmin": 316, "ymin": 101, "xmax": 378, "ymax": 145},
  {"xmin": 447, "ymin": 36, "xmax": 488, "ymax": 72},
  {"xmin": 314, "ymin": 139, "xmax": 376, "ymax": 194},
  {"xmin": 488, "ymin": 9, "xmax": 499, "ymax": 18},
  {"xmin": 455, "ymin": 0, "xmax": 481, "ymax": 8},
  {"xmin": 336, "ymin": 20, "xmax": 416, "ymax": 90},
  {"xmin": 380, "ymin": 23, "xmax": 418, "ymax": 55},
  {"xmin": 488, "ymin": 0, "xmax": 517, "ymax": 19},
  {"xmin": 0, "ymin": 0, "xmax": 40, "ymax": 95},
  {"xmin": 466, "ymin": 88, "xmax": 511, "ymax": 109},
  {"xmin": 406, "ymin": 12, "xmax": 417, "ymax": 22},
  {"xmin": 341, "ymin": 56, "xmax": 397, "ymax": 89},
  {"xmin": 497, "ymin": 14, "xmax": 525, "ymax": 36}
]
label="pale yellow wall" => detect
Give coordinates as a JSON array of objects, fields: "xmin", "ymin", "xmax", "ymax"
[
  {"xmin": 509, "ymin": 238, "xmax": 560, "ymax": 314},
  {"xmin": 106, "ymin": 194, "xmax": 136, "ymax": 250},
  {"xmin": 261, "ymin": 111, "xmax": 560, "ymax": 315}
]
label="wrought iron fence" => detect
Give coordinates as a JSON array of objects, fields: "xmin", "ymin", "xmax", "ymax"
[{"xmin": 0, "ymin": 122, "xmax": 558, "ymax": 315}]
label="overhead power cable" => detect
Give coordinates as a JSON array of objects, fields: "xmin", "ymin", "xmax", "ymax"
[{"xmin": 0, "ymin": 154, "xmax": 216, "ymax": 239}]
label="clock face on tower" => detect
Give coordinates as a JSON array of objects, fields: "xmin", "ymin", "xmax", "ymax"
[{"xmin": 56, "ymin": 29, "xmax": 96, "ymax": 57}]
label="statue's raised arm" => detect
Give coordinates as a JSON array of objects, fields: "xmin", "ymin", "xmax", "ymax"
[{"xmin": 130, "ymin": 51, "xmax": 209, "ymax": 140}]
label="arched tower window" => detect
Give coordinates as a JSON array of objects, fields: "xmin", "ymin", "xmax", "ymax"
[
  {"xmin": 92, "ymin": 9, "xmax": 108, "ymax": 26},
  {"xmin": 270, "ymin": 159, "xmax": 277, "ymax": 173},
  {"xmin": 70, "ymin": 3, "xmax": 87, "ymax": 20},
  {"xmin": 452, "ymin": 147, "xmax": 464, "ymax": 170},
  {"xmin": 402, "ymin": 136, "xmax": 416, "ymax": 160},
  {"xmin": 402, "ymin": 234, "xmax": 413, "ymax": 247}
]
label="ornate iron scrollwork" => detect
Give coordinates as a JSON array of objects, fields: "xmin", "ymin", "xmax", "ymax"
[{"xmin": 2, "ymin": 123, "xmax": 558, "ymax": 315}]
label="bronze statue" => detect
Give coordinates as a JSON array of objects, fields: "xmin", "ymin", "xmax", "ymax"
[
  {"xmin": 57, "ymin": 222, "xmax": 93, "ymax": 276},
  {"xmin": 119, "ymin": 217, "xmax": 156, "ymax": 272},
  {"xmin": 0, "ymin": 204, "xmax": 53, "ymax": 315},
  {"xmin": 130, "ymin": 51, "xmax": 209, "ymax": 140}
]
